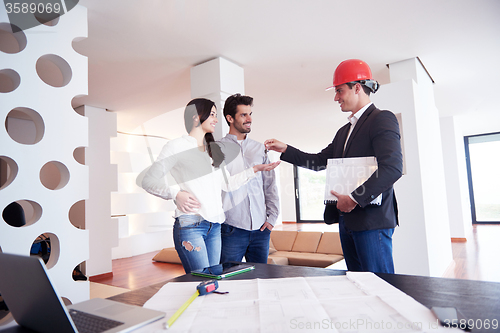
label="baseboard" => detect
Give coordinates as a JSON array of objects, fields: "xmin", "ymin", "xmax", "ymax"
[
  {"xmin": 89, "ymin": 272, "xmax": 114, "ymax": 281},
  {"xmin": 451, "ymin": 238, "xmax": 467, "ymax": 243},
  {"xmin": 282, "ymin": 221, "xmax": 296, "ymax": 224}
]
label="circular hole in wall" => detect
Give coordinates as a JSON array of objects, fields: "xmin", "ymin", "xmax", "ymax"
[
  {"xmin": 36, "ymin": 54, "xmax": 72, "ymax": 87},
  {"xmin": 40, "ymin": 161, "xmax": 70, "ymax": 190},
  {"xmin": 61, "ymin": 297, "xmax": 72, "ymax": 306},
  {"xmin": 0, "ymin": 23, "xmax": 27, "ymax": 54},
  {"xmin": 71, "ymin": 96, "xmax": 86, "ymax": 113},
  {"xmin": 5, "ymin": 107, "xmax": 45, "ymax": 145},
  {"xmin": 0, "ymin": 69, "xmax": 21, "ymax": 93},
  {"xmin": 2, "ymin": 201, "xmax": 27, "ymax": 227},
  {"xmin": 71, "ymin": 38, "xmax": 87, "ymax": 57},
  {"xmin": 72, "ymin": 262, "xmax": 87, "ymax": 281},
  {"xmin": 12, "ymin": 200, "xmax": 43, "ymax": 226},
  {"xmin": 0, "ymin": 156, "xmax": 19, "ymax": 190},
  {"xmin": 31, "ymin": 232, "xmax": 59, "ymax": 268},
  {"xmin": 0, "ymin": 311, "xmax": 14, "ymax": 326},
  {"xmin": 73, "ymin": 147, "xmax": 85, "ymax": 165},
  {"xmin": 34, "ymin": 11, "xmax": 60, "ymax": 26},
  {"xmin": 69, "ymin": 200, "xmax": 85, "ymax": 229}
]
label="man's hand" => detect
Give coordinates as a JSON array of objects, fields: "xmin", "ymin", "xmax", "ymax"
[
  {"xmin": 175, "ymin": 191, "xmax": 201, "ymax": 213},
  {"xmin": 331, "ymin": 190, "xmax": 357, "ymax": 213},
  {"xmin": 260, "ymin": 221, "xmax": 274, "ymax": 232},
  {"xmin": 264, "ymin": 139, "xmax": 287, "ymax": 153},
  {"xmin": 253, "ymin": 161, "xmax": 281, "ymax": 173}
]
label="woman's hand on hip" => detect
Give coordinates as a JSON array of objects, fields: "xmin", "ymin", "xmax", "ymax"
[{"xmin": 175, "ymin": 191, "xmax": 201, "ymax": 213}]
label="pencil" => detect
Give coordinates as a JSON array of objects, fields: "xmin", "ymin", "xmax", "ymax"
[{"xmin": 164, "ymin": 290, "xmax": 199, "ymax": 329}]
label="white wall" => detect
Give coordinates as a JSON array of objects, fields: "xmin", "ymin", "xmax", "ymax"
[
  {"xmin": 456, "ymin": 111, "xmax": 500, "ymax": 137},
  {"xmin": 440, "ymin": 110, "xmax": 500, "ymax": 235},
  {"xmin": 277, "ymin": 162, "xmax": 296, "ymax": 222},
  {"xmin": 0, "ymin": 6, "xmax": 90, "ymax": 302},
  {"xmin": 110, "ymin": 113, "xmax": 179, "ymax": 259}
]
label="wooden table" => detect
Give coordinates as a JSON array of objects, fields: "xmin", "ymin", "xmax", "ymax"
[{"xmin": 2, "ymin": 264, "xmax": 499, "ymax": 332}]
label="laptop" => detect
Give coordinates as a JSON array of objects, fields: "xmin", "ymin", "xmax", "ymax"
[{"xmin": 0, "ymin": 252, "xmax": 165, "ymax": 333}]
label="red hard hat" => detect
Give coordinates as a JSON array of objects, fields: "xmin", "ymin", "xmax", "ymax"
[{"xmin": 327, "ymin": 59, "xmax": 374, "ymax": 90}]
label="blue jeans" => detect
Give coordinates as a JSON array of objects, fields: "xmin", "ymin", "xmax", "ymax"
[
  {"xmin": 339, "ymin": 216, "xmax": 395, "ymax": 273},
  {"xmin": 220, "ymin": 224, "xmax": 271, "ymax": 264},
  {"xmin": 173, "ymin": 215, "xmax": 221, "ymax": 274}
]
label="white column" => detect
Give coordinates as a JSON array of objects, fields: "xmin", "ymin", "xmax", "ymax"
[
  {"xmin": 440, "ymin": 116, "xmax": 473, "ymax": 239},
  {"xmin": 372, "ymin": 58, "xmax": 453, "ymax": 277},
  {"xmin": 190, "ymin": 57, "xmax": 245, "ymax": 140},
  {"xmin": 75, "ymin": 105, "xmax": 118, "ymax": 277}
]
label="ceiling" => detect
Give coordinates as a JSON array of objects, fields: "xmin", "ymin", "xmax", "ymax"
[{"xmin": 72, "ymin": 0, "xmax": 500, "ymax": 149}]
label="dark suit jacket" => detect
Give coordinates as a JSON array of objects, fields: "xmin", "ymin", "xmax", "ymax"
[{"xmin": 282, "ymin": 104, "xmax": 403, "ymax": 231}]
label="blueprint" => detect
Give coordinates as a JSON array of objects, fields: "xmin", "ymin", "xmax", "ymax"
[{"xmin": 134, "ymin": 272, "xmax": 462, "ymax": 332}]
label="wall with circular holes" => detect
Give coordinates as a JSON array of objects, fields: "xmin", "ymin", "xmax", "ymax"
[{"xmin": 0, "ymin": 6, "xmax": 90, "ymax": 303}]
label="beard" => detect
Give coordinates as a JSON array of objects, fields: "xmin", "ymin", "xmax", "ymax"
[{"xmin": 235, "ymin": 122, "xmax": 251, "ymax": 134}]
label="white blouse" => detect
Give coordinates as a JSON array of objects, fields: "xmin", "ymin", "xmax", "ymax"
[{"xmin": 141, "ymin": 135, "xmax": 256, "ymax": 223}]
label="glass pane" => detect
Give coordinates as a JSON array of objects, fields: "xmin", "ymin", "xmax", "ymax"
[
  {"xmin": 297, "ymin": 167, "xmax": 326, "ymax": 221},
  {"xmin": 469, "ymin": 135, "xmax": 500, "ymax": 222}
]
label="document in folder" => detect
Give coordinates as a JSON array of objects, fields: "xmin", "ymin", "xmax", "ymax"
[{"xmin": 324, "ymin": 156, "xmax": 382, "ymax": 205}]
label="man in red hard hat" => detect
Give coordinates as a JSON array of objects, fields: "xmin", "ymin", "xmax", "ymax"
[{"xmin": 265, "ymin": 59, "xmax": 403, "ymax": 274}]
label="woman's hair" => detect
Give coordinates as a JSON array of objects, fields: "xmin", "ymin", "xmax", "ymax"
[{"xmin": 184, "ymin": 98, "xmax": 224, "ymax": 168}]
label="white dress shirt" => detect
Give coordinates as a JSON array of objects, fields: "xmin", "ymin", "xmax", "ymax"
[
  {"xmin": 346, "ymin": 102, "xmax": 370, "ymax": 205},
  {"xmin": 219, "ymin": 134, "xmax": 280, "ymax": 230}
]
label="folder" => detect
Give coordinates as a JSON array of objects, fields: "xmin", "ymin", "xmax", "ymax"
[{"xmin": 324, "ymin": 156, "xmax": 382, "ymax": 205}]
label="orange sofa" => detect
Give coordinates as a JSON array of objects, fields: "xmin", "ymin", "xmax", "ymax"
[
  {"xmin": 267, "ymin": 230, "xmax": 344, "ymax": 267},
  {"xmin": 152, "ymin": 230, "xmax": 344, "ymax": 268}
]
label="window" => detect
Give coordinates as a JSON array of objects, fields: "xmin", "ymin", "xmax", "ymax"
[
  {"xmin": 294, "ymin": 165, "xmax": 326, "ymax": 222},
  {"xmin": 465, "ymin": 132, "xmax": 500, "ymax": 224}
]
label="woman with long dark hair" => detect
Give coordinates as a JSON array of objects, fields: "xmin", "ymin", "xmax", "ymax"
[{"xmin": 142, "ymin": 98, "xmax": 279, "ymax": 273}]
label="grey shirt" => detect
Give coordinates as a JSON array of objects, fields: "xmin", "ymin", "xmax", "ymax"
[{"xmin": 219, "ymin": 134, "xmax": 280, "ymax": 230}]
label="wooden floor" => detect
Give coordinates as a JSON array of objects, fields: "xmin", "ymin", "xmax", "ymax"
[
  {"xmin": 91, "ymin": 223, "xmax": 500, "ymax": 291},
  {"xmin": 90, "ymin": 254, "xmax": 186, "ymax": 290},
  {"xmin": 443, "ymin": 224, "xmax": 500, "ymax": 282}
]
